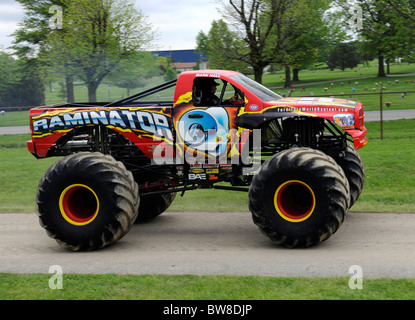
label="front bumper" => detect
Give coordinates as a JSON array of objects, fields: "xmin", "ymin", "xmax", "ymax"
[{"xmin": 346, "ymin": 126, "xmax": 368, "ymax": 150}]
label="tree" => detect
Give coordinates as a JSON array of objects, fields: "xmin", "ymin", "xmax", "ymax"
[
  {"xmin": 0, "ymin": 52, "xmax": 18, "ymax": 95},
  {"xmin": 10, "ymin": 59, "xmax": 45, "ymax": 107},
  {"xmin": 196, "ymin": 20, "xmax": 249, "ymax": 73},
  {"xmin": 198, "ymin": 0, "xmax": 338, "ymax": 84},
  {"xmin": 0, "ymin": 51, "xmax": 45, "ymax": 108},
  {"xmin": 13, "ymin": 1, "xmax": 74, "ymax": 101},
  {"xmin": 327, "ymin": 42, "xmax": 361, "ymax": 71},
  {"xmin": 107, "ymin": 52, "xmax": 159, "ymax": 96},
  {"xmin": 336, "ymin": 0, "xmax": 414, "ymax": 77},
  {"xmin": 46, "ymin": 0, "xmax": 156, "ymax": 102},
  {"xmin": 13, "ymin": 0, "xmax": 66, "ymax": 57},
  {"xmin": 163, "ymin": 66, "xmax": 178, "ymax": 82},
  {"xmin": 355, "ymin": 40, "xmax": 377, "ymax": 67},
  {"xmin": 198, "ymin": 0, "xmax": 293, "ymax": 83},
  {"xmin": 270, "ymin": 0, "xmax": 334, "ymax": 86},
  {"xmin": 387, "ymin": 0, "xmax": 415, "ymax": 23},
  {"xmin": 0, "ymin": 52, "xmax": 19, "ymax": 107},
  {"xmin": 387, "ymin": 0, "xmax": 415, "ymax": 63}
]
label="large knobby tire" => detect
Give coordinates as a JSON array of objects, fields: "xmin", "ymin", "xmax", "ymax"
[
  {"xmin": 36, "ymin": 152, "xmax": 139, "ymax": 251},
  {"xmin": 135, "ymin": 192, "xmax": 176, "ymax": 223},
  {"xmin": 331, "ymin": 143, "xmax": 365, "ymax": 208},
  {"xmin": 249, "ymin": 148, "xmax": 350, "ymax": 248}
]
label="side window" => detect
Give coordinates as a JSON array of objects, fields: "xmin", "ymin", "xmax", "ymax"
[
  {"xmin": 220, "ymin": 83, "xmax": 245, "ymax": 106},
  {"xmin": 192, "ymin": 78, "xmax": 244, "ymax": 107},
  {"xmin": 192, "ymin": 77, "xmax": 221, "ymax": 106}
]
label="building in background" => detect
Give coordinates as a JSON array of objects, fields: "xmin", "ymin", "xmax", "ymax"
[{"xmin": 153, "ymin": 49, "xmax": 208, "ymax": 72}]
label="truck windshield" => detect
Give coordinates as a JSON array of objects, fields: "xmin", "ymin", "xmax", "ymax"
[{"xmin": 230, "ymin": 74, "xmax": 283, "ymax": 102}]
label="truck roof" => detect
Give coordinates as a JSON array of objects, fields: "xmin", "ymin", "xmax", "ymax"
[{"xmin": 179, "ymin": 69, "xmax": 243, "ymax": 78}]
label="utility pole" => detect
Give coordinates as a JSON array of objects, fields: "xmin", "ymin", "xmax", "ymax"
[{"xmin": 380, "ymin": 84, "xmax": 384, "ymax": 140}]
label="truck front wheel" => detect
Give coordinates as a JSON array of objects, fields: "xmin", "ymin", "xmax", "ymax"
[
  {"xmin": 249, "ymin": 148, "xmax": 350, "ymax": 248},
  {"xmin": 36, "ymin": 152, "xmax": 139, "ymax": 251}
]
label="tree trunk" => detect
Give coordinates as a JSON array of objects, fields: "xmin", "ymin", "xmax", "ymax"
[
  {"xmin": 88, "ymin": 83, "xmax": 99, "ymax": 102},
  {"xmin": 378, "ymin": 54, "xmax": 386, "ymax": 77},
  {"xmin": 292, "ymin": 68, "xmax": 300, "ymax": 82},
  {"xmin": 386, "ymin": 60, "xmax": 391, "ymax": 74},
  {"xmin": 66, "ymin": 75, "xmax": 75, "ymax": 103},
  {"xmin": 284, "ymin": 66, "xmax": 291, "ymax": 88},
  {"xmin": 253, "ymin": 66, "xmax": 263, "ymax": 84}
]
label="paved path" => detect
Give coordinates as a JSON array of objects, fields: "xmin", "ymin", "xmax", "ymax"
[
  {"xmin": 0, "ymin": 126, "xmax": 31, "ymax": 135},
  {"xmin": 364, "ymin": 109, "xmax": 415, "ymax": 122},
  {"xmin": 0, "ymin": 212, "xmax": 414, "ymax": 278}
]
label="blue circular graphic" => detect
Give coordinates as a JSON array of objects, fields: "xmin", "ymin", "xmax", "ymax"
[
  {"xmin": 179, "ymin": 108, "xmax": 230, "ymax": 156},
  {"xmin": 181, "ymin": 110, "xmax": 218, "ymax": 147}
]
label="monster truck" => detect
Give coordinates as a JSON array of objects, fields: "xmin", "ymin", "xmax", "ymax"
[{"xmin": 27, "ymin": 70, "xmax": 367, "ymax": 251}]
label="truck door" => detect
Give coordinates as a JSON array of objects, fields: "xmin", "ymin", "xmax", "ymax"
[{"xmin": 172, "ymin": 76, "xmax": 245, "ymax": 165}]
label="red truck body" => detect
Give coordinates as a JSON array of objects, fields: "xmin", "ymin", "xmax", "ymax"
[{"xmin": 27, "ymin": 70, "xmax": 367, "ymax": 159}]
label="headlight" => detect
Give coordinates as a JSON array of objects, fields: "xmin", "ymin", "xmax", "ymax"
[{"xmin": 333, "ymin": 114, "xmax": 355, "ymax": 129}]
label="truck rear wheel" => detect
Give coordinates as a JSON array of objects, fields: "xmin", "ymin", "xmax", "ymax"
[
  {"xmin": 135, "ymin": 192, "xmax": 176, "ymax": 223},
  {"xmin": 332, "ymin": 143, "xmax": 365, "ymax": 208},
  {"xmin": 249, "ymin": 148, "xmax": 350, "ymax": 248},
  {"xmin": 36, "ymin": 152, "xmax": 139, "ymax": 251}
]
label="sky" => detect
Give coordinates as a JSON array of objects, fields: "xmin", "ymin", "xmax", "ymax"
[{"xmin": 0, "ymin": 0, "xmax": 222, "ymax": 53}]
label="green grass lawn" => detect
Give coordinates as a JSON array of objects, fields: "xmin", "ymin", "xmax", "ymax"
[
  {"xmin": 351, "ymin": 120, "xmax": 415, "ymax": 212},
  {"xmin": 265, "ymin": 62, "xmax": 415, "ymax": 111},
  {"xmin": 1, "ymin": 273, "xmax": 414, "ymax": 300},
  {"xmin": 264, "ymin": 61, "xmax": 415, "ymax": 86},
  {"xmin": 277, "ymin": 76, "xmax": 415, "ymax": 112},
  {"xmin": 0, "ymin": 111, "xmax": 30, "ymax": 127}
]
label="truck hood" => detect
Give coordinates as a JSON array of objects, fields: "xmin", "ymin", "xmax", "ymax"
[
  {"xmin": 273, "ymin": 96, "xmax": 359, "ymax": 109},
  {"xmin": 261, "ymin": 96, "xmax": 364, "ymax": 130}
]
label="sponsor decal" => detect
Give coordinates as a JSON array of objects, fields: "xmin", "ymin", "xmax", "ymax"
[
  {"xmin": 203, "ymin": 164, "xmax": 218, "ymax": 168},
  {"xmin": 32, "ymin": 109, "xmax": 173, "ymax": 140},
  {"xmin": 195, "ymin": 73, "xmax": 221, "ymax": 78},
  {"xmin": 189, "ymin": 173, "xmax": 207, "ymax": 180}
]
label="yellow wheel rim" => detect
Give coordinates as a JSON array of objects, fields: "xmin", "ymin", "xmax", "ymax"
[
  {"xmin": 274, "ymin": 180, "xmax": 316, "ymax": 223},
  {"xmin": 59, "ymin": 184, "xmax": 99, "ymax": 226}
]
